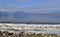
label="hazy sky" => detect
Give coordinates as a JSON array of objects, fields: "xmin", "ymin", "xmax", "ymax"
[{"xmin": 0, "ymin": 0, "xmax": 60, "ymax": 13}]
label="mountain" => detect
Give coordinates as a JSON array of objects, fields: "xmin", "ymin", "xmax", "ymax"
[
  {"xmin": 12, "ymin": 11, "xmax": 31, "ymax": 19},
  {"xmin": 0, "ymin": 11, "xmax": 10, "ymax": 18},
  {"xmin": 0, "ymin": 11, "xmax": 31, "ymax": 19},
  {"xmin": 0, "ymin": 11, "xmax": 9, "ymax": 15},
  {"xmin": 0, "ymin": 11, "xmax": 60, "ymax": 24}
]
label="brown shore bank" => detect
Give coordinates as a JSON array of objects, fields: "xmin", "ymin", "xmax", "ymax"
[{"xmin": 0, "ymin": 31, "xmax": 60, "ymax": 37}]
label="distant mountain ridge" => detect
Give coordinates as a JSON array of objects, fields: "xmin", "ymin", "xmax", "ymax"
[
  {"xmin": 0, "ymin": 11, "xmax": 60, "ymax": 24},
  {"xmin": 0, "ymin": 11, "xmax": 60, "ymax": 14}
]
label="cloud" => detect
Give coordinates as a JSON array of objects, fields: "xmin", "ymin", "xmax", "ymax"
[
  {"xmin": 17, "ymin": 7, "xmax": 60, "ymax": 13},
  {"xmin": 0, "ymin": 7, "xmax": 60, "ymax": 13}
]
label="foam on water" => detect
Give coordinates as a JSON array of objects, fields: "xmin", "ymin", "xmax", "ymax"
[{"xmin": 0, "ymin": 23, "xmax": 60, "ymax": 36}]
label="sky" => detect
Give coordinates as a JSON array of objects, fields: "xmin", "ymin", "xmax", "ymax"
[{"xmin": 0, "ymin": 0, "xmax": 60, "ymax": 13}]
